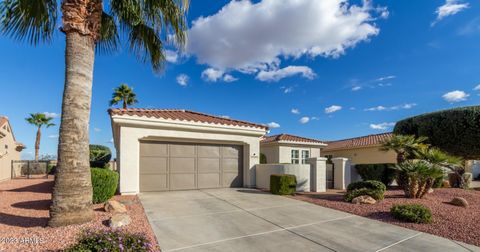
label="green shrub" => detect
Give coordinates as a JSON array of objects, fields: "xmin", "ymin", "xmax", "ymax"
[
  {"xmin": 65, "ymin": 230, "xmax": 153, "ymax": 252},
  {"xmin": 344, "ymin": 188, "xmax": 385, "ymax": 202},
  {"xmin": 347, "ymin": 180, "xmax": 386, "ymax": 192},
  {"xmin": 270, "ymin": 174, "xmax": 296, "ymax": 195},
  {"xmin": 394, "ymin": 106, "xmax": 480, "ymax": 159},
  {"xmin": 47, "ymin": 165, "xmax": 56, "ymax": 175},
  {"xmin": 91, "ymin": 168, "xmax": 119, "ymax": 204},
  {"xmin": 260, "ymin": 153, "xmax": 267, "ymax": 164},
  {"xmin": 432, "ymin": 176, "xmax": 444, "ymax": 188},
  {"xmin": 355, "ymin": 164, "xmax": 396, "ymax": 185},
  {"xmin": 390, "ymin": 204, "xmax": 432, "ymax": 224},
  {"xmin": 90, "ymin": 144, "xmax": 112, "ymax": 168}
]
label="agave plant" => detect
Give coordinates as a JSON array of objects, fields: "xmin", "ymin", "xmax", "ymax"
[{"xmin": 394, "ymin": 160, "xmax": 444, "ymax": 198}]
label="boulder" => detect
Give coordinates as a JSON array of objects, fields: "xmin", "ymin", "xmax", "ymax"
[
  {"xmin": 104, "ymin": 200, "xmax": 127, "ymax": 213},
  {"xmin": 450, "ymin": 197, "xmax": 468, "ymax": 208},
  {"xmin": 352, "ymin": 195, "xmax": 376, "ymax": 204},
  {"xmin": 109, "ymin": 213, "xmax": 131, "ymax": 228},
  {"xmin": 427, "ymin": 188, "xmax": 434, "ymax": 194},
  {"xmin": 442, "ymin": 180, "xmax": 450, "ymax": 188}
]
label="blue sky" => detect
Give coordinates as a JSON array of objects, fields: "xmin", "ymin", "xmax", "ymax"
[{"xmin": 0, "ymin": 0, "xmax": 479, "ymax": 159}]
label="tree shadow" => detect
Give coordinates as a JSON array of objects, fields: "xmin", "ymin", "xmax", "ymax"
[
  {"xmin": 236, "ymin": 189, "xmax": 270, "ymax": 194},
  {"xmin": 11, "ymin": 199, "xmax": 51, "ymax": 210},
  {"xmin": 0, "ymin": 212, "xmax": 49, "ymax": 227},
  {"xmin": 7, "ymin": 181, "xmax": 54, "ymax": 194}
]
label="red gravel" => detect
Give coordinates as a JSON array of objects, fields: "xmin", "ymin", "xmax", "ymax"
[
  {"xmin": 0, "ymin": 177, "xmax": 160, "ymax": 251},
  {"xmin": 292, "ymin": 188, "xmax": 480, "ymax": 246}
]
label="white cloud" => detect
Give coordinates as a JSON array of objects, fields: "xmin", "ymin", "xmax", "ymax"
[
  {"xmin": 188, "ymin": 0, "xmax": 383, "ymax": 73},
  {"xmin": 201, "ymin": 68, "xmax": 238, "ymax": 82},
  {"xmin": 442, "ymin": 90, "xmax": 469, "ymax": 102},
  {"xmin": 48, "ymin": 134, "xmax": 59, "ymax": 138},
  {"xmin": 176, "ymin": 74, "xmax": 189, "ymax": 86},
  {"xmin": 291, "ymin": 108, "xmax": 300, "ymax": 114},
  {"xmin": 94, "ymin": 127, "xmax": 101, "ymax": 132},
  {"xmin": 44, "ymin": 112, "xmax": 59, "ymax": 118},
  {"xmin": 267, "ymin": 122, "xmax": 280, "ymax": 128},
  {"xmin": 474, "ymin": 84, "xmax": 480, "ymax": 91},
  {"xmin": 282, "ymin": 86, "xmax": 295, "ymax": 94},
  {"xmin": 223, "ymin": 74, "xmax": 238, "ymax": 82},
  {"xmin": 325, "ymin": 105, "xmax": 342, "ymax": 114},
  {"xmin": 364, "ymin": 103, "xmax": 416, "ymax": 111},
  {"xmin": 370, "ymin": 122, "xmax": 395, "ymax": 130},
  {"xmin": 351, "ymin": 86, "xmax": 362, "ymax": 91},
  {"xmin": 220, "ymin": 115, "xmax": 230, "ymax": 119},
  {"xmin": 376, "ymin": 75, "xmax": 396, "ymax": 82},
  {"xmin": 433, "ymin": 0, "xmax": 469, "ymax": 26},
  {"xmin": 299, "ymin": 117, "xmax": 310, "ymax": 124},
  {"xmin": 256, "ymin": 66, "xmax": 316, "ymax": 82},
  {"xmin": 165, "ymin": 49, "xmax": 179, "ymax": 63},
  {"xmin": 365, "ymin": 106, "xmax": 387, "ymax": 111}
]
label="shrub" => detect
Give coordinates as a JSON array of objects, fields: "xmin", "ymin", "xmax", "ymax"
[
  {"xmin": 344, "ymin": 180, "xmax": 386, "ymax": 202},
  {"xmin": 47, "ymin": 164, "xmax": 56, "ymax": 175},
  {"xmin": 90, "ymin": 144, "xmax": 112, "ymax": 168},
  {"xmin": 394, "ymin": 161, "xmax": 443, "ymax": 198},
  {"xmin": 91, "ymin": 168, "xmax": 119, "ymax": 204},
  {"xmin": 65, "ymin": 230, "xmax": 153, "ymax": 252},
  {"xmin": 390, "ymin": 204, "xmax": 432, "ymax": 224},
  {"xmin": 270, "ymin": 174, "xmax": 296, "ymax": 195},
  {"xmin": 355, "ymin": 164, "xmax": 396, "ymax": 185},
  {"xmin": 260, "ymin": 153, "xmax": 267, "ymax": 164},
  {"xmin": 432, "ymin": 176, "xmax": 444, "ymax": 188},
  {"xmin": 394, "ymin": 106, "xmax": 480, "ymax": 159}
]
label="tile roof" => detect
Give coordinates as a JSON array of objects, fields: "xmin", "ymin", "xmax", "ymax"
[
  {"xmin": 0, "ymin": 117, "xmax": 7, "ymax": 127},
  {"xmin": 323, "ymin": 132, "xmax": 393, "ymax": 151},
  {"xmin": 261, "ymin": 134, "xmax": 326, "ymax": 145},
  {"xmin": 108, "ymin": 108, "xmax": 269, "ymax": 130}
]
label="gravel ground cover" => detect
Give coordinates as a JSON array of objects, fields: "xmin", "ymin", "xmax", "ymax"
[
  {"xmin": 0, "ymin": 177, "xmax": 160, "ymax": 251},
  {"xmin": 292, "ymin": 187, "xmax": 480, "ymax": 246}
]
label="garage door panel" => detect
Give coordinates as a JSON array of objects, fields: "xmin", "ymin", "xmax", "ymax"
[
  {"xmin": 170, "ymin": 174, "xmax": 195, "ymax": 190},
  {"xmin": 140, "ymin": 157, "xmax": 167, "ymax": 174},
  {"xmin": 198, "ymin": 158, "xmax": 220, "ymax": 173},
  {"xmin": 197, "ymin": 145, "xmax": 220, "ymax": 158},
  {"xmin": 222, "ymin": 158, "xmax": 241, "ymax": 172},
  {"xmin": 140, "ymin": 174, "xmax": 168, "ymax": 191},
  {"xmin": 222, "ymin": 146, "xmax": 241, "ymax": 158},
  {"xmin": 198, "ymin": 174, "xmax": 220, "ymax": 188},
  {"xmin": 223, "ymin": 172, "xmax": 242, "ymax": 187},
  {"xmin": 170, "ymin": 157, "xmax": 195, "ymax": 173},
  {"xmin": 140, "ymin": 142, "xmax": 167, "ymax": 156},
  {"xmin": 170, "ymin": 144, "xmax": 195, "ymax": 157}
]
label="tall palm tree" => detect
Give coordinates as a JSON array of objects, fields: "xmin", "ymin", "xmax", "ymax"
[
  {"xmin": 380, "ymin": 134, "xmax": 429, "ymax": 164},
  {"xmin": 110, "ymin": 83, "xmax": 138, "ymax": 109},
  {"xmin": 1, "ymin": 0, "xmax": 188, "ymax": 227},
  {"xmin": 25, "ymin": 113, "xmax": 55, "ymax": 161}
]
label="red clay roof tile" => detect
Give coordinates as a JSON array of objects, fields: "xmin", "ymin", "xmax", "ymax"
[
  {"xmin": 261, "ymin": 134, "xmax": 325, "ymax": 144},
  {"xmin": 323, "ymin": 132, "xmax": 393, "ymax": 151}
]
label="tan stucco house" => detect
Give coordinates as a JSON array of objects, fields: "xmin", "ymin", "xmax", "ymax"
[
  {"xmin": 260, "ymin": 134, "xmax": 327, "ymax": 164},
  {"xmin": 0, "ymin": 117, "xmax": 25, "ymax": 181},
  {"xmin": 322, "ymin": 132, "xmax": 396, "ymax": 164},
  {"xmin": 109, "ymin": 109, "xmax": 269, "ymax": 194}
]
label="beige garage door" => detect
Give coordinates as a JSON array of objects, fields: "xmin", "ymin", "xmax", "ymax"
[{"xmin": 139, "ymin": 141, "xmax": 243, "ymax": 191}]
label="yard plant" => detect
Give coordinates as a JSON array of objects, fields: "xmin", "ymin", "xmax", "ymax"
[
  {"xmin": 390, "ymin": 204, "xmax": 432, "ymax": 224},
  {"xmin": 344, "ymin": 180, "xmax": 386, "ymax": 202},
  {"xmin": 91, "ymin": 168, "xmax": 119, "ymax": 204},
  {"xmin": 110, "ymin": 83, "xmax": 138, "ymax": 109},
  {"xmin": 355, "ymin": 163, "xmax": 396, "ymax": 186},
  {"xmin": 89, "ymin": 144, "xmax": 112, "ymax": 168},
  {"xmin": 0, "ymin": 0, "xmax": 188, "ymax": 226},
  {"xmin": 65, "ymin": 229, "xmax": 152, "ymax": 252},
  {"xmin": 25, "ymin": 113, "xmax": 55, "ymax": 161},
  {"xmin": 270, "ymin": 174, "xmax": 297, "ymax": 195},
  {"xmin": 394, "ymin": 161, "xmax": 443, "ymax": 198}
]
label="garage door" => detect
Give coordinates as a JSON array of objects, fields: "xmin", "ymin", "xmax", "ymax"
[{"xmin": 139, "ymin": 142, "xmax": 243, "ymax": 191}]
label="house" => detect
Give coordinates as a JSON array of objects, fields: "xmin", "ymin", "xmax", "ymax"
[
  {"xmin": 322, "ymin": 132, "xmax": 396, "ymax": 164},
  {"xmin": 260, "ymin": 134, "xmax": 327, "ymax": 164},
  {"xmin": 0, "ymin": 117, "xmax": 25, "ymax": 181},
  {"xmin": 109, "ymin": 109, "xmax": 269, "ymax": 194}
]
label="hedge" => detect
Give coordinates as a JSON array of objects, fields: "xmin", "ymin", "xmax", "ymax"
[
  {"xmin": 90, "ymin": 145, "xmax": 112, "ymax": 168},
  {"xmin": 270, "ymin": 174, "xmax": 296, "ymax": 195},
  {"xmin": 391, "ymin": 204, "xmax": 432, "ymax": 224},
  {"xmin": 355, "ymin": 164, "xmax": 396, "ymax": 186},
  {"xmin": 91, "ymin": 168, "xmax": 119, "ymax": 204},
  {"xmin": 393, "ymin": 106, "xmax": 480, "ymax": 159}
]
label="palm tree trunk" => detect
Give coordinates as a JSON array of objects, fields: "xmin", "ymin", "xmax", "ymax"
[
  {"xmin": 49, "ymin": 32, "xmax": 95, "ymax": 227},
  {"xmin": 35, "ymin": 126, "xmax": 41, "ymax": 161},
  {"xmin": 123, "ymin": 99, "xmax": 127, "ymax": 109}
]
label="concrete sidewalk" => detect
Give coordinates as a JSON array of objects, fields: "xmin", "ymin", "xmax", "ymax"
[{"xmin": 140, "ymin": 188, "xmax": 479, "ymax": 252}]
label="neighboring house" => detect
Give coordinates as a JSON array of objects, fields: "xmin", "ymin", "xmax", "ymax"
[
  {"xmin": 322, "ymin": 132, "xmax": 396, "ymax": 164},
  {"xmin": 260, "ymin": 134, "xmax": 327, "ymax": 164},
  {"xmin": 109, "ymin": 109, "xmax": 268, "ymax": 194},
  {"xmin": 0, "ymin": 116, "xmax": 25, "ymax": 181}
]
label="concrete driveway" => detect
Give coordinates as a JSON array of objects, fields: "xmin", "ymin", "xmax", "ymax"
[{"xmin": 140, "ymin": 188, "xmax": 479, "ymax": 252}]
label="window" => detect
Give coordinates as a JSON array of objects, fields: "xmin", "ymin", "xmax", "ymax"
[
  {"xmin": 291, "ymin": 150, "xmax": 299, "ymax": 164},
  {"xmin": 301, "ymin": 150, "xmax": 310, "ymax": 164}
]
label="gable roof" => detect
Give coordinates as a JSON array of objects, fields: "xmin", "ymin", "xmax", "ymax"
[
  {"xmin": 261, "ymin": 133, "xmax": 326, "ymax": 145},
  {"xmin": 0, "ymin": 117, "xmax": 7, "ymax": 127},
  {"xmin": 323, "ymin": 132, "xmax": 393, "ymax": 151},
  {"xmin": 108, "ymin": 108, "xmax": 269, "ymax": 130}
]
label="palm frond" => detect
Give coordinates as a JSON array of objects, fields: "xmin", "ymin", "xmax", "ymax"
[
  {"xmin": 97, "ymin": 11, "xmax": 120, "ymax": 54},
  {"xmin": 0, "ymin": 0, "xmax": 57, "ymax": 45},
  {"xmin": 128, "ymin": 22, "xmax": 164, "ymax": 71}
]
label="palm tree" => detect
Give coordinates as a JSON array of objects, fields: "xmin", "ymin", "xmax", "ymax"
[
  {"xmin": 110, "ymin": 84, "xmax": 138, "ymax": 109},
  {"xmin": 1, "ymin": 0, "xmax": 188, "ymax": 227},
  {"xmin": 25, "ymin": 113, "xmax": 55, "ymax": 161},
  {"xmin": 380, "ymin": 134, "xmax": 429, "ymax": 164}
]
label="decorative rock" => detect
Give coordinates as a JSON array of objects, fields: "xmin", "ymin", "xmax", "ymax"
[
  {"xmin": 109, "ymin": 213, "xmax": 131, "ymax": 228},
  {"xmin": 104, "ymin": 200, "xmax": 127, "ymax": 213},
  {"xmin": 428, "ymin": 188, "xmax": 434, "ymax": 194},
  {"xmin": 352, "ymin": 195, "xmax": 376, "ymax": 204},
  {"xmin": 450, "ymin": 197, "xmax": 469, "ymax": 208},
  {"xmin": 443, "ymin": 180, "xmax": 450, "ymax": 188}
]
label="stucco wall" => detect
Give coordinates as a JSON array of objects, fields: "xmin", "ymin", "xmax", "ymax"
[
  {"xmin": 261, "ymin": 144, "xmax": 321, "ymax": 164},
  {"xmin": 0, "ymin": 123, "xmax": 21, "ymax": 181},
  {"xmin": 260, "ymin": 145, "xmax": 279, "ymax": 164},
  {"xmin": 323, "ymin": 146, "xmax": 396, "ymax": 164},
  {"xmin": 115, "ymin": 122, "xmax": 264, "ymax": 194},
  {"xmin": 255, "ymin": 164, "xmax": 311, "ymax": 192}
]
